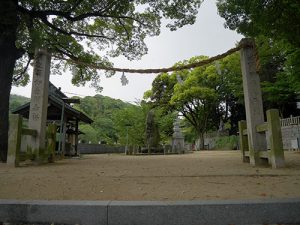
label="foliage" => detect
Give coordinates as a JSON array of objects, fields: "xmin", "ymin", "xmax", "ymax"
[
  {"xmin": 215, "ymin": 135, "xmax": 238, "ymax": 150},
  {"xmin": 0, "ymin": 0, "xmax": 203, "ymax": 161},
  {"xmin": 217, "ymin": 0, "xmax": 300, "ymax": 48},
  {"xmin": 256, "ymin": 36, "xmax": 300, "ymax": 117},
  {"xmin": 155, "ymin": 109, "xmax": 177, "ymax": 144},
  {"xmin": 11, "ymin": 0, "xmax": 203, "ymax": 88},
  {"xmin": 75, "ymin": 94, "xmax": 131, "ymax": 144},
  {"xmin": 181, "ymin": 120, "xmax": 198, "ymax": 144},
  {"xmin": 144, "ymin": 72, "xmax": 178, "ymax": 113},
  {"xmin": 72, "ymin": 94, "xmax": 174, "ymax": 146},
  {"xmin": 9, "ymin": 94, "xmax": 30, "ymax": 112},
  {"xmin": 216, "ymin": 52, "xmax": 245, "ymax": 134},
  {"xmin": 79, "ymin": 124, "xmax": 98, "ymax": 144},
  {"xmin": 113, "ymin": 103, "xmax": 148, "ymax": 146},
  {"xmin": 145, "ymin": 110, "xmax": 160, "ymax": 148},
  {"xmin": 217, "ymin": 1, "xmax": 300, "ymax": 117},
  {"xmin": 145, "ymin": 53, "xmax": 244, "ymax": 148}
]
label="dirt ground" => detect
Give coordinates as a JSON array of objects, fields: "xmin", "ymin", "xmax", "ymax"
[{"xmin": 0, "ymin": 150, "xmax": 300, "ymax": 201}]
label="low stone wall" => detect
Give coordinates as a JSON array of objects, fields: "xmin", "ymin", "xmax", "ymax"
[
  {"xmin": 203, "ymin": 124, "xmax": 300, "ymax": 150},
  {"xmin": 78, "ymin": 144, "xmax": 124, "ymax": 154},
  {"xmin": 281, "ymin": 125, "xmax": 300, "ymax": 150}
]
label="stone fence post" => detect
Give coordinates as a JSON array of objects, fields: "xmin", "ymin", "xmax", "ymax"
[
  {"xmin": 238, "ymin": 120, "xmax": 249, "ymax": 163},
  {"xmin": 267, "ymin": 109, "xmax": 285, "ymax": 168},
  {"xmin": 47, "ymin": 123, "xmax": 57, "ymax": 163},
  {"xmin": 7, "ymin": 114, "xmax": 22, "ymax": 166}
]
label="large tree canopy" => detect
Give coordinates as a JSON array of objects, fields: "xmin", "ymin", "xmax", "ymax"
[
  {"xmin": 0, "ymin": 0, "xmax": 203, "ymax": 162},
  {"xmin": 145, "ymin": 53, "xmax": 244, "ymax": 149},
  {"xmin": 217, "ymin": 0, "xmax": 300, "ymax": 48},
  {"xmin": 14, "ymin": 0, "xmax": 203, "ymax": 87},
  {"xmin": 217, "ymin": 0, "xmax": 300, "ymax": 117}
]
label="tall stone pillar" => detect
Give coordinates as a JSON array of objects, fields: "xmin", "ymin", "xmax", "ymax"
[
  {"xmin": 240, "ymin": 39, "xmax": 267, "ymax": 166},
  {"xmin": 172, "ymin": 118, "xmax": 184, "ymax": 154},
  {"xmin": 28, "ymin": 49, "xmax": 51, "ymax": 161}
]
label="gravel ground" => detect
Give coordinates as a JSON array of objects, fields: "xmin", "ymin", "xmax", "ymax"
[{"xmin": 0, "ymin": 150, "xmax": 300, "ymax": 201}]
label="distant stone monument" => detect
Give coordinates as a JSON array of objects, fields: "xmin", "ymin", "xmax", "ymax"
[
  {"xmin": 145, "ymin": 110, "xmax": 160, "ymax": 154},
  {"xmin": 28, "ymin": 48, "xmax": 51, "ymax": 161},
  {"xmin": 172, "ymin": 117, "xmax": 184, "ymax": 153}
]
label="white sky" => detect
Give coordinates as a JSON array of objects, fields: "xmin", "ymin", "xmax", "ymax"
[{"xmin": 11, "ymin": 0, "xmax": 243, "ymax": 103}]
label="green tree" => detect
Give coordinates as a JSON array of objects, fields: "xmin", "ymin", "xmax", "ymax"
[
  {"xmin": 146, "ymin": 56, "xmax": 220, "ymax": 149},
  {"xmin": 74, "ymin": 94, "xmax": 131, "ymax": 145},
  {"xmin": 217, "ymin": 1, "xmax": 300, "ymax": 117},
  {"xmin": 0, "ymin": 0, "xmax": 202, "ymax": 162},
  {"xmin": 79, "ymin": 124, "xmax": 98, "ymax": 144},
  {"xmin": 215, "ymin": 52, "xmax": 245, "ymax": 134},
  {"xmin": 93, "ymin": 117, "xmax": 118, "ymax": 144},
  {"xmin": 155, "ymin": 108, "xmax": 176, "ymax": 144},
  {"xmin": 144, "ymin": 72, "xmax": 178, "ymax": 113},
  {"xmin": 145, "ymin": 54, "xmax": 244, "ymax": 148},
  {"xmin": 113, "ymin": 104, "xmax": 148, "ymax": 146},
  {"xmin": 170, "ymin": 69, "xmax": 218, "ymax": 149},
  {"xmin": 217, "ymin": 0, "xmax": 300, "ymax": 47},
  {"xmin": 256, "ymin": 36, "xmax": 300, "ymax": 117}
]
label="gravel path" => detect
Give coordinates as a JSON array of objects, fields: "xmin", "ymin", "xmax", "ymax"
[{"xmin": 0, "ymin": 151, "xmax": 300, "ymax": 201}]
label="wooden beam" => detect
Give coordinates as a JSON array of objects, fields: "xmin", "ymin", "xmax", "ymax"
[
  {"xmin": 22, "ymin": 128, "xmax": 37, "ymax": 137},
  {"xmin": 62, "ymin": 98, "xmax": 80, "ymax": 104},
  {"xmin": 256, "ymin": 122, "xmax": 268, "ymax": 133},
  {"xmin": 258, "ymin": 151, "xmax": 269, "ymax": 159}
]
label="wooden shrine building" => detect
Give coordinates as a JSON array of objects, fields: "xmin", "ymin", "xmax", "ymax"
[{"xmin": 12, "ymin": 82, "xmax": 93, "ymax": 156}]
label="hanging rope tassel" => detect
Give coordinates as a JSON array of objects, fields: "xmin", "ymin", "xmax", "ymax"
[{"xmin": 121, "ymin": 72, "xmax": 129, "ymax": 86}]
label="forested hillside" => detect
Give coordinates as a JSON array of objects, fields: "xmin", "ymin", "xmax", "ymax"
[
  {"xmin": 9, "ymin": 94, "xmax": 30, "ymax": 112},
  {"xmin": 73, "ymin": 95, "xmax": 136, "ymax": 145},
  {"xmin": 74, "ymin": 95, "xmax": 174, "ymax": 146},
  {"xmin": 9, "ymin": 93, "xmax": 171, "ymax": 146}
]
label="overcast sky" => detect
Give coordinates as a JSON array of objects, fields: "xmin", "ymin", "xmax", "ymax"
[{"xmin": 11, "ymin": 0, "xmax": 243, "ymax": 103}]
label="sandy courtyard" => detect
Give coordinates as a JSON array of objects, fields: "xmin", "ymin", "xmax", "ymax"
[{"xmin": 0, "ymin": 151, "xmax": 300, "ymax": 201}]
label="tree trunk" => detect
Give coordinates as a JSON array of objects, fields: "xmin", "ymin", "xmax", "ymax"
[
  {"xmin": 199, "ymin": 132, "xmax": 205, "ymax": 150},
  {"xmin": 0, "ymin": 0, "xmax": 19, "ymax": 162}
]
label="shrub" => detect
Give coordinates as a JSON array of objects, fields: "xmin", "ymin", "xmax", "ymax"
[{"xmin": 215, "ymin": 135, "xmax": 238, "ymax": 150}]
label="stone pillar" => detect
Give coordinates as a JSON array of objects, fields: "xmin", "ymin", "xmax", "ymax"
[
  {"xmin": 28, "ymin": 48, "xmax": 51, "ymax": 162},
  {"xmin": 172, "ymin": 118, "xmax": 184, "ymax": 154},
  {"xmin": 267, "ymin": 109, "xmax": 285, "ymax": 168},
  {"xmin": 240, "ymin": 38, "xmax": 267, "ymax": 166}
]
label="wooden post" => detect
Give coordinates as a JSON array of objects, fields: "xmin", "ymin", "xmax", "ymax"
[
  {"xmin": 240, "ymin": 38, "xmax": 267, "ymax": 166},
  {"xmin": 47, "ymin": 123, "xmax": 57, "ymax": 163},
  {"xmin": 75, "ymin": 119, "xmax": 79, "ymax": 156},
  {"xmin": 267, "ymin": 109, "xmax": 285, "ymax": 168},
  {"xmin": 238, "ymin": 120, "xmax": 249, "ymax": 163},
  {"xmin": 61, "ymin": 117, "xmax": 67, "ymax": 158},
  {"xmin": 8, "ymin": 114, "xmax": 23, "ymax": 167}
]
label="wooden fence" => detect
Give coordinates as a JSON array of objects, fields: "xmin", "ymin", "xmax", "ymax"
[
  {"xmin": 238, "ymin": 109, "xmax": 284, "ymax": 168},
  {"xmin": 7, "ymin": 114, "xmax": 56, "ymax": 167},
  {"xmin": 281, "ymin": 115, "xmax": 300, "ymax": 127}
]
